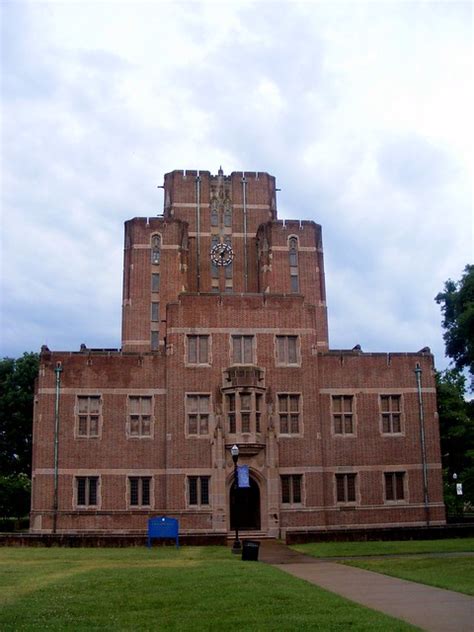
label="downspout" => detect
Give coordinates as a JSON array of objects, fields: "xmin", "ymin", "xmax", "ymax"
[
  {"xmin": 52, "ymin": 362, "xmax": 63, "ymax": 534},
  {"xmin": 414, "ymin": 364, "xmax": 430, "ymax": 526},
  {"xmin": 242, "ymin": 174, "xmax": 248, "ymax": 292},
  {"xmin": 195, "ymin": 173, "xmax": 201, "ymax": 292}
]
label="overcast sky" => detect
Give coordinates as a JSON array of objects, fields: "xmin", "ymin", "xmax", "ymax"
[{"xmin": 1, "ymin": 0, "xmax": 472, "ymax": 372}]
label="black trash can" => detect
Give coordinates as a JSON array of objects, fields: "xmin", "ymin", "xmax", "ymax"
[{"xmin": 241, "ymin": 540, "xmax": 260, "ymax": 561}]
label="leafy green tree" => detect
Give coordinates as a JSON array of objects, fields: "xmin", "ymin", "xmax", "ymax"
[
  {"xmin": 0, "ymin": 474, "xmax": 31, "ymax": 518},
  {"xmin": 436, "ymin": 369, "xmax": 474, "ymax": 514},
  {"xmin": 0, "ymin": 352, "xmax": 39, "ymax": 477},
  {"xmin": 435, "ymin": 264, "xmax": 474, "ymax": 389}
]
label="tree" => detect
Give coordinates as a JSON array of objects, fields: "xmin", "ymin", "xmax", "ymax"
[
  {"xmin": 435, "ymin": 264, "xmax": 474, "ymax": 389},
  {"xmin": 0, "ymin": 352, "xmax": 39, "ymax": 476},
  {"xmin": 436, "ymin": 369, "xmax": 474, "ymax": 513}
]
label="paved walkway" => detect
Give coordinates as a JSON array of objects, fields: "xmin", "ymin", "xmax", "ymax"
[{"xmin": 258, "ymin": 541, "xmax": 474, "ymax": 632}]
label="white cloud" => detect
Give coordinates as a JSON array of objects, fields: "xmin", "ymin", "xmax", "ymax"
[{"xmin": 1, "ymin": 0, "xmax": 472, "ymax": 371}]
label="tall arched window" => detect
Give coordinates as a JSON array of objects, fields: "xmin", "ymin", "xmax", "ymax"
[
  {"xmin": 288, "ymin": 236, "xmax": 299, "ymax": 292},
  {"xmin": 224, "ymin": 204, "xmax": 232, "ymax": 227},
  {"xmin": 151, "ymin": 235, "xmax": 161, "ymax": 265}
]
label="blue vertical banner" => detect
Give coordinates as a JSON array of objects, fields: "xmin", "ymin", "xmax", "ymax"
[{"xmin": 237, "ymin": 465, "xmax": 250, "ymax": 488}]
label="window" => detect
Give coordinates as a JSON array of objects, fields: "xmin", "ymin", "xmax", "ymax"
[
  {"xmin": 151, "ymin": 234, "xmax": 161, "ymax": 265},
  {"xmin": 278, "ymin": 394, "xmax": 301, "ymax": 434},
  {"xmin": 226, "ymin": 393, "xmax": 236, "ymax": 433},
  {"xmin": 151, "ymin": 302, "xmax": 160, "ymax": 322},
  {"xmin": 289, "ymin": 236, "xmax": 299, "ymax": 293},
  {"xmin": 232, "ymin": 335, "xmax": 255, "ymax": 364},
  {"xmin": 281, "ymin": 475, "xmax": 302, "ymax": 504},
  {"xmin": 151, "ymin": 273, "xmax": 160, "ymax": 293},
  {"xmin": 186, "ymin": 394, "xmax": 210, "ymax": 435},
  {"xmin": 129, "ymin": 477, "xmax": 151, "ymax": 506},
  {"xmin": 385, "ymin": 472, "xmax": 405, "ymax": 501},
  {"xmin": 151, "ymin": 331, "xmax": 159, "ymax": 351},
  {"xmin": 128, "ymin": 396, "xmax": 152, "ymax": 437},
  {"xmin": 225, "ymin": 391, "xmax": 263, "ymax": 434},
  {"xmin": 77, "ymin": 396, "xmax": 100, "ymax": 437},
  {"xmin": 381, "ymin": 395, "xmax": 402, "ymax": 433},
  {"xmin": 211, "ymin": 205, "xmax": 219, "ymax": 227},
  {"xmin": 276, "ymin": 335, "xmax": 299, "ymax": 365},
  {"xmin": 188, "ymin": 476, "xmax": 210, "ymax": 506},
  {"xmin": 241, "ymin": 392, "xmax": 251, "ymax": 432},
  {"xmin": 224, "ymin": 205, "xmax": 232, "ymax": 227},
  {"xmin": 336, "ymin": 473, "xmax": 356, "ymax": 503},
  {"xmin": 76, "ymin": 476, "xmax": 98, "ymax": 506},
  {"xmin": 187, "ymin": 335, "xmax": 209, "ymax": 364},
  {"xmin": 211, "ymin": 236, "xmax": 219, "ymax": 280},
  {"xmin": 332, "ymin": 395, "xmax": 354, "ymax": 435}
]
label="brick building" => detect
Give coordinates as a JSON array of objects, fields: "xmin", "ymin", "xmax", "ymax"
[{"xmin": 31, "ymin": 168, "xmax": 445, "ymax": 536}]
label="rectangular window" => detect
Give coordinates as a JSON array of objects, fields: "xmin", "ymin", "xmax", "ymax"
[
  {"xmin": 128, "ymin": 396, "xmax": 152, "ymax": 437},
  {"xmin": 151, "ymin": 273, "xmax": 160, "ymax": 292},
  {"xmin": 232, "ymin": 335, "xmax": 255, "ymax": 364},
  {"xmin": 129, "ymin": 477, "xmax": 151, "ymax": 506},
  {"xmin": 332, "ymin": 395, "xmax": 354, "ymax": 435},
  {"xmin": 151, "ymin": 302, "xmax": 160, "ymax": 322},
  {"xmin": 77, "ymin": 396, "xmax": 100, "ymax": 438},
  {"xmin": 187, "ymin": 335, "xmax": 210, "ymax": 364},
  {"xmin": 278, "ymin": 394, "xmax": 301, "ymax": 435},
  {"xmin": 240, "ymin": 392, "xmax": 251, "ymax": 433},
  {"xmin": 186, "ymin": 394, "xmax": 210, "ymax": 436},
  {"xmin": 188, "ymin": 476, "xmax": 210, "ymax": 506},
  {"xmin": 255, "ymin": 393, "xmax": 262, "ymax": 433},
  {"xmin": 336, "ymin": 473, "xmax": 356, "ymax": 503},
  {"xmin": 290, "ymin": 273, "xmax": 299, "ymax": 293},
  {"xmin": 76, "ymin": 476, "xmax": 98, "ymax": 506},
  {"xmin": 281, "ymin": 475, "xmax": 302, "ymax": 504},
  {"xmin": 276, "ymin": 335, "xmax": 299, "ymax": 365},
  {"xmin": 381, "ymin": 395, "xmax": 402, "ymax": 433},
  {"xmin": 385, "ymin": 472, "xmax": 405, "ymax": 501},
  {"xmin": 226, "ymin": 393, "xmax": 236, "ymax": 433},
  {"xmin": 151, "ymin": 331, "xmax": 159, "ymax": 351}
]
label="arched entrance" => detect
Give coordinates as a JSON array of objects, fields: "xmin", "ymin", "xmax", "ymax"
[{"xmin": 230, "ymin": 476, "xmax": 261, "ymax": 531}]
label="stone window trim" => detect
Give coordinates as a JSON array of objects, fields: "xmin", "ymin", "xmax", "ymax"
[
  {"xmin": 275, "ymin": 334, "xmax": 301, "ymax": 367},
  {"xmin": 288, "ymin": 235, "xmax": 299, "ymax": 293},
  {"xmin": 150, "ymin": 233, "xmax": 162, "ymax": 266},
  {"xmin": 383, "ymin": 471, "xmax": 407, "ymax": 503},
  {"xmin": 331, "ymin": 394, "xmax": 356, "ymax": 437},
  {"xmin": 335, "ymin": 472, "xmax": 358, "ymax": 505},
  {"xmin": 280, "ymin": 474, "xmax": 304, "ymax": 506},
  {"xmin": 74, "ymin": 475, "xmax": 101, "ymax": 509},
  {"xmin": 277, "ymin": 392, "xmax": 303, "ymax": 436},
  {"xmin": 185, "ymin": 334, "xmax": 211, "ymax": 366},
  {"xmin": 187, "ymin": 475, "xmax": 211, "ymax": 508},
  {"xmin": 230, "ymin": 334, "xmax": 256, "ymax": 365},
  {"xmin": 74, "ymin": 395, "xmax": 102, "ymax": 439},
  {"xmin": 185, "ymin": 393, "xmax": 212, "ymax": 438},
  {"xmin": 126, "ymin": 395, "xmax": 154, "ymax": 439},
  {"xmin": 127, "ymin": 475, "xmax": 154, "ymax": 509},
  {"xmin": 379, "ymin": 394, "xmax": 404, "ymax": 435}
]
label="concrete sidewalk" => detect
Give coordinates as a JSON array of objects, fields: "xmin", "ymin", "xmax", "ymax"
[{"xmin": 258, "ymin": 541, "xmax": 474, "ymax": 632}]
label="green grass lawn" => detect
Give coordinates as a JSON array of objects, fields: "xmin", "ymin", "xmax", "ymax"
[
  {"xmin": 291, "ymin": 537, "xmax": 474, "ymax": 558},
  {"xmin": 342, "ymin": 557, "xmax": 474, "ymax": 596},
  {"xmin": 0, "ymin": 546, "xmax": 418, "ymax": 631}
]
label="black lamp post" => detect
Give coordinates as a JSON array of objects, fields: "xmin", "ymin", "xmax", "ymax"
[{"xmin": 231, "ymin": 444, "xmax": 242, "ymax": 554}]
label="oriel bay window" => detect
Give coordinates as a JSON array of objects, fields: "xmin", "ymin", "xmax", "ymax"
[{"xmin": 225, "ymin": 390, "xmax": 264, "ymax": 435}]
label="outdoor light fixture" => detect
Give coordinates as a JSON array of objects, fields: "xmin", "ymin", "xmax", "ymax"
[{"xmin": 231, "ymin": 444, "xmax": 242, "ymax": 554}]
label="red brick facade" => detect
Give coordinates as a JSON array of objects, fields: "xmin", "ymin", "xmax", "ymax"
[{"xmin": 30, "ymin": 168, "xmax": 445, "ymax": 535}]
